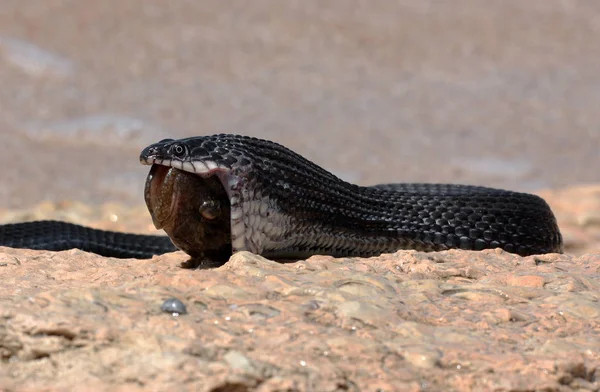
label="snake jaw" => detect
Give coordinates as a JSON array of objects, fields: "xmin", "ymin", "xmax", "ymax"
[
  {"xmin": 140, "ymin": 139, "xmax": 230, "ymax": 174},
  {"xmin": 141, "ymin": 142, "xmax": 253, "ymax": 255},
  {"xmin": 143, "ymin": 163, "xmax": 232, "ymax": 261},
  {"xmin": 143, "ymin": 160, "xmax": 250, "ymax": 254}
]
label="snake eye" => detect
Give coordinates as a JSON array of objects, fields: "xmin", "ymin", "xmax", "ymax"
[
  {"xmin": 199, "ymin": 200, "xmax": 221, "ymax": 220},
  {"xmin": 170, "ymin": 143, "xmax": 187, "ymax": 158}
]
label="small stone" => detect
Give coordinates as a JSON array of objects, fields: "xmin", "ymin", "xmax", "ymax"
[{"xmin": 161, "ymin": 298, "xmax": 187, "ymax": 315}]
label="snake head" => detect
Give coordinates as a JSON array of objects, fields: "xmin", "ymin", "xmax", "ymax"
[
  {"xmin": 140, "ymin": 134, "xmax": 307, "ymax": 257},
  {"xmin": 140, "ymin": 136, "xmax": 242, "ymax": 175},
  {"xmin": 140, "ymin": 138, "xmax": 187, "ymax": 165},
  {"xmin": 140, "ymin": 135, "xmax": 250, "ymax": 261}
]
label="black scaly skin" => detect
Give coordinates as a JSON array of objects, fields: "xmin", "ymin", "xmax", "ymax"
[
  {"xmin": 140, "ymin": 134, "xmax": 563, "ymax": 258},
  {"xmin": 0, "ymin": 134, "xmax": 563, "ymax": 259},
  {"xmin": 0, "ymin": 220, "xmax": 176, "ymax": 259}
]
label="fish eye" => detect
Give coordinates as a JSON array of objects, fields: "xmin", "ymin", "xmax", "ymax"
[
  {"xmin": 199, "ymin": 200, "xmax": 221, "ymax": 220},
  {"xmin": 170, "ymin": 143, "xmax": 187, "ymax": 158}
]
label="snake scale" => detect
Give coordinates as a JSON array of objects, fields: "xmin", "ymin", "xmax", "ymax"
[{"xmin": 0, "ymin": 134, "xmax": 563, "ymax": 262}]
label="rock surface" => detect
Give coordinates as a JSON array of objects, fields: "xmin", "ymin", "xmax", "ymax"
[{"xmin": 1, "ymin": 185, "xmax": 599, "ymax": 391}]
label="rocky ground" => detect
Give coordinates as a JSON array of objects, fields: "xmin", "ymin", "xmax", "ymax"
[{"xmin": 0, "ymin": 185, "xmax": 599, "ymax": 392}]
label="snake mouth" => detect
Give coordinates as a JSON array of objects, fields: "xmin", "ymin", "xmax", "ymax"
[
  {"xmin": 143, "ymin": 161, "xmax": 233, "ymax": 261},
  {"xmin": 141, "ymin": 156, "xmax": 246, "ymax": 253},
  {"xmin": 140, "ymin": 157, "xmax": 225, "ymax": 174}
]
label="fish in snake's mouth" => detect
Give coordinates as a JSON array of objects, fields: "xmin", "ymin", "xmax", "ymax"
[
  {"xmin": 144, "ymin": 163, "xmax": 232, "ymax": 262},
  {"xmin": 140, "ymin": 139, "xmax": 251, "ymax": 254},
  {"xmin": 144, "ymin": 164, "xmax": 175, "ymax": 228}
]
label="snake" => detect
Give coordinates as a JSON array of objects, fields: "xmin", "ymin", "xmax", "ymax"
[{"xmin": 0, "ymin": 134, "xmax": 563, "ymax": 263}]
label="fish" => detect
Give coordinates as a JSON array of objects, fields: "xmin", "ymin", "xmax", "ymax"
[{"xmin": 144, "ymin": 164, "xmax": 232, "ymax": 263}]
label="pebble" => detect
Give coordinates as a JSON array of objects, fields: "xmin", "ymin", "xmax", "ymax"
[{"xmin": 161, "ymin": 298, "xmax": 187, "ymax": 315}]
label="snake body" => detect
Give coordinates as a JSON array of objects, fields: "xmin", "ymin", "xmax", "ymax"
[
  {"xmin": 0, "ymin": 134, "xmax": 562, "ymax": 260},
  {"xmin": 0, "ymin": 220, "xmax": 176, "ymax": 259}
]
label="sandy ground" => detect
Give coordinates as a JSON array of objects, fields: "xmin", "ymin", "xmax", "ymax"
[
  {"xmin": 1, "ymin": 238, "xmax": 599, "ymax": 391},
  {"xmin": 1, "ymin": 1, "xmax": 600, "ymax": 391},
  {"xmin": 0, "ymin": 187, "xmax": 599, "ymax": 392}
]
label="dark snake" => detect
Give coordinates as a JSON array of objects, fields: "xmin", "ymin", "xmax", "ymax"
[{"xmin": 0, "ymin": 134, "xmax": 563, "ymax": 263}]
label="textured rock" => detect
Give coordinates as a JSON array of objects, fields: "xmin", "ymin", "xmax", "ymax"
[
  {"xmin": 1, "ymin": 203, "xmax": 599, "ymax": 391},
  {"xmin": 1, "ymin": 185, "xmax": 600, "ymax": 391}
]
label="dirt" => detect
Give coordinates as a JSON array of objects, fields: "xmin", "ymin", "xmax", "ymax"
[{"xmin": 0, "ymin": 186, "xmax": 599, "ymax": 391}]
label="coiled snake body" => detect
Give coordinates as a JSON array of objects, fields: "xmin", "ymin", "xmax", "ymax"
[{"xmin": 0, "ymin": 134, "xmax": 563, "ymax": 262}]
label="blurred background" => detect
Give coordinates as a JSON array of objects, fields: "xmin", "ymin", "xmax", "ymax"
[{"xmin": 1, "ymin": 0, "xmax": 599, "ymax": 210}]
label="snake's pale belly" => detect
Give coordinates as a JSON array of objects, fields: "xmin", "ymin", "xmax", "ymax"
[{"xmin": 0, "ymin": 134, "xmax": 562, "ymax": 261}]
